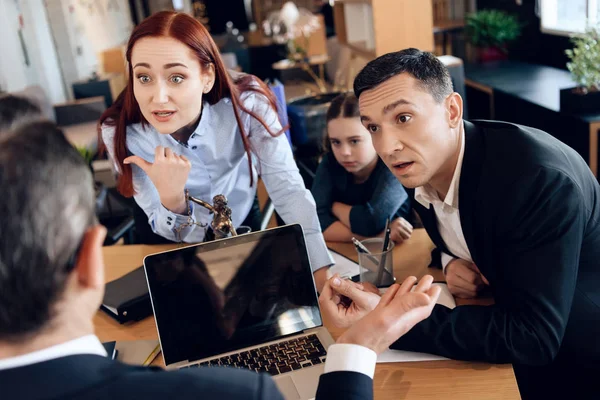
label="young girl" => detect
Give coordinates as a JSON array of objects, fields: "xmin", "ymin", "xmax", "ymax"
[
  {"xmin": 100, "ymin": 11, "xmax": 333, "ymax": 290},
  {"xmin": 312, "ymin": 93, "xmax": 413, "ymax": 243}
]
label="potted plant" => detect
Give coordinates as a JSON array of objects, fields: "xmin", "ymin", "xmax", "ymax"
[
  {"xmin": 465, "ymin": 9, "xmax": 522, "ymax": 63},
  {"xmin": 76, "ymin": 145, "xmax": 96, "ymax": 168},
  {"xmin": 561, "ymin": 25, "xmax": 600, "ymax": 115}
]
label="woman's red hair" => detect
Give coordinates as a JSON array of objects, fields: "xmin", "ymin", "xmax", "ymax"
[{"xmin": 99, "ymin": 11, "xmax": 283, "ymax": 197}]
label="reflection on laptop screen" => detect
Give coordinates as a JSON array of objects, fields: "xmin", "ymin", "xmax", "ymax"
[{"xmin": 144, "ymin": 225, "xmax": 322, "ymax": 366}]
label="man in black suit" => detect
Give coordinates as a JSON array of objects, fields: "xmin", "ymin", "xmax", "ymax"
[
  {"xmin": 0, "ymin": 120, "xmax": 441, "ymax": 400},
  {"xmin": 323, "ymin": 48, "xmax": 600, "ymax": 399}
]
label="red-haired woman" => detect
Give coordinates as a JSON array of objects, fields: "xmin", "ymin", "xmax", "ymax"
[{"xmin": 100, "ymin": 11, "xmax": 333, "ymax": 290}]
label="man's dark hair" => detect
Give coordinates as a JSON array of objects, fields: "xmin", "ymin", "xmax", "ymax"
[
  {"xmin": 353, "ymin": 48, "xmax": 454, "ymax": 102},
  {"xmin": 0, "ymin": 122, "xmax": 96, "ymax": 341},
  {"xmin": 0, "ymin": 95, "xmax": 43, "ymax": 132}
]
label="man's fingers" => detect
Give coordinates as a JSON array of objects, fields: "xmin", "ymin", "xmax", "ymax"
[
  {"xmin": 318, "ymin": 280, "xmax": 342, "ymax": 317},
  {"xmin": 399, "ymin": 228, "xmax": 412, "ymax": 240},
  {"xmin": 319, "ymin": 276, "xmax": 334, "ymax": 300},
  {"xmin": 481, "ymin": 274, "xmax": 490, "ymax": 286},
  {"xmin": 468, "ymin": 263, "xmax": 490, "ymax": 286},
  {"xmin": 360, "ymin": 281, "xmax": 379, "ymax": 295},
  {"xmin": 399, "ymin": 218, "xmax": 413, "ymax": 232},
  {"xmin": 164, "ymin": 147, "xmax": 174, "ymax": 159},
  {"xmin": 123, "ymin": 155, "xmax": 152, "ymax": 172},
  {"xmin": 447, "ymin": 282, "xmax": 478, "ymax": 298},
  {"xmin": 413, "ymin": 275, "xmax": 434, "ymax": 293},
  {"xmin": 398, "ymin": 276, "xmax": 417, "ymax": 295},
  {"xmin": 448, "ymin": 274, "xmax": 482, "ymax": 293},
  {"xmin": 332, "ymin": 294, "xmax": 341, "ymax": 305},
  {"xmin": 455, "ymin": 265, "xmax": 484, "ymax": 286},
  {"xmin": 378, "ymin": 283, "xmax": 400, "ymax": 308},
  {"xmin": 426, "ymin": 284, "xmax": 442, "ymax": 304},
  {"xmin": 330, "ymin": 276, "xmax": 373, "ymax": 307}
]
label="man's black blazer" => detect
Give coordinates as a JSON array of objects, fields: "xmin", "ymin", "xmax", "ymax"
[
  {"xmin": 393, "ymin": 120, "xmax": 600, "ymax": 368},
  {"xmin": 0, "ymin": 354, "xmax": 372, "ymax": 400}
]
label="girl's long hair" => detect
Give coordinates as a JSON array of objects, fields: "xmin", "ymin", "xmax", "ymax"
[{"xmin": 99, "ymin": 11, "xmax": 283, "ymax": 197}]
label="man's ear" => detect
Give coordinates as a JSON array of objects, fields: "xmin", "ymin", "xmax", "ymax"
[
  {"xmin": 446, "ymin": 92, "xmax": 463, "ymax": 128},
  {"xmin": 75, "ymin": 225, "xmax": 107, "ymax": 290}
]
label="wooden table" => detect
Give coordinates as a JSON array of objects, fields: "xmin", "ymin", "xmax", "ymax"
[{"xmin": 95, "ymin": 231, "xmax": 520, "ymax": 399}]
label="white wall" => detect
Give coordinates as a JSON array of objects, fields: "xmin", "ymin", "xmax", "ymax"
[
  {"xmin": 0, "ymin": 0, "xmax": 34, "ymax": 93},
  {"xmin": 45, "ymin": 0, "xmax": 83, "ymax": 99},
  {"xmin": 45, "ymin": 0, "xmax": 133, "ymax": 99},
  {"xmin": 22, "ymin": 0, "xmax": 67, "ymax": 103},
  {"xmin": 0, "ymin": 0, "xmax": 67, "ymax": 103},
  {"xmin": 72, "ymin": 0, "xmax": 133, "ymax": 63}
]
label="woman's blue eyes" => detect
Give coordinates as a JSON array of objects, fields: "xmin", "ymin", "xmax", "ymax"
[{"xmin": 170, "ymin": 75, "xmax": 184, "ymax": 84}]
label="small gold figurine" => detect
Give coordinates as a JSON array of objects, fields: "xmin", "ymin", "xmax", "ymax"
[{"xmin": 188, "ymin": 193, "xmax": 237, "ymax": 239}]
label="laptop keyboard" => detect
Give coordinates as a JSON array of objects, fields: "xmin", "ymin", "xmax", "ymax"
[{"xmin": 181, "ymin": 334, "xmax": 327, "ymax": 376}]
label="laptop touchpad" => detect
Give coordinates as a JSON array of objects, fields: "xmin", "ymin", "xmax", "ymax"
[
  {"xmin": 275, "ymin": 376, "xmax": 300, "ymax": 400},
  {"xmin": 291, "ymin": 365, "xmax": 324, "ymax": 399}
]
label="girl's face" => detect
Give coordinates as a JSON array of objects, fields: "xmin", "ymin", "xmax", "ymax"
[
  {"xmin": 131, "ymin": 36, "xmax": 215, "ymax": 134},
  {"xmin": 327, "ymin": 117, "xmax": 378, "ymax": 175}
]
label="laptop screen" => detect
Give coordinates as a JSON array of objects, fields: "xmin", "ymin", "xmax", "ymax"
[{"xmin": 143, "ymin": 224, "xmax": 322, "ymax": 366}]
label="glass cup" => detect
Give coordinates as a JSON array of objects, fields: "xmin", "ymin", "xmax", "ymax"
[{"xmin": 357, "ymin": 238, "xmax": 395, "ymax": 287}]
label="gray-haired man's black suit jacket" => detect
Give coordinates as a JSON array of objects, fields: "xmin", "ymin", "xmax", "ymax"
[{"xmin": 0, "ymin": 354, "xmax": 372, "ymax": 400}]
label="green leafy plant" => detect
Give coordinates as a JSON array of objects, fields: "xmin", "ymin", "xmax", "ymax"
[
  {"xmin": 76, "ymin": 146, "xmax": 96, "ymax": 166},
  {"xmin": 565, "ymin": 25, "xmax": 600, "ymax": 94},
  {"xmin": 466, "ymin": 9, "xmax": 522, "ymax": 51}
]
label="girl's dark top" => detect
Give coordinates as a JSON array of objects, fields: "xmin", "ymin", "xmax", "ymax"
[{"xmin": 311, "ymin": 152, "xmax": 412, "ymax": 236}]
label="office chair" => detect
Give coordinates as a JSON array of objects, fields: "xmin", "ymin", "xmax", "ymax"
[{"xmin": 96, "ymin": 184, "xmax": 136, "ymax": 245}]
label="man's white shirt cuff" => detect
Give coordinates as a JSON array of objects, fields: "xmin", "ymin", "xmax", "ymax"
[
  {"xmin": 324, "ymin": 343, "xmax": 377, "ymax": 379},
  {"xmin": 441, "ymin": 252, "xmax": 455, "ymax": 274}
]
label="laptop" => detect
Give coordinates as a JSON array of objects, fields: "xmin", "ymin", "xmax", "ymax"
[{"xmin": 143, "ymin": 224, "xmax": 335, "ymax": 400}]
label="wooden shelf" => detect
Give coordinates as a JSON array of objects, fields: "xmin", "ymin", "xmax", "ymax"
[{"xmin": 334, "ymin": 0, "xmax": 434, "ymax": 59}]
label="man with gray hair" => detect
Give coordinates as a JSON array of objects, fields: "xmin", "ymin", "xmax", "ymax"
[{"xmin": 0, "ymin": 94, "xmax": 43, "ymax": 131}]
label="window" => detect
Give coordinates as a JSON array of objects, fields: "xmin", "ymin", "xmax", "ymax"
[{"xmin": 540, "ymin": 0, "xmax": 599, "ymax": 35}]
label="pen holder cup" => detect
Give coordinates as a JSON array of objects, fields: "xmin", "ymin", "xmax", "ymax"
[{"xmin": 357, "ymin": 238, "xmax": 395, "ymax": 288}]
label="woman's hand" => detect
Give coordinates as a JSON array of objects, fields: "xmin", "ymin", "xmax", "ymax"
[{"xmin": 124, "ymin": 146, "xmax": 191, "ymax": 214}]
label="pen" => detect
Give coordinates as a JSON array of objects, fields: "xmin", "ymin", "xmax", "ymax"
[
  {"xmin": 376, "ymin": 218, "xmax": 392, "ymax": 286},
  {"xmin": 351, "ymin": 237, "xmax": 380, "ymax": 266}
]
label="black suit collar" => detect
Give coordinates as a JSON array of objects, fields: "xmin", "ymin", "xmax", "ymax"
[{"xmin": 458, "ymin": 120, "xmax": 485, "ymax": 265}]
